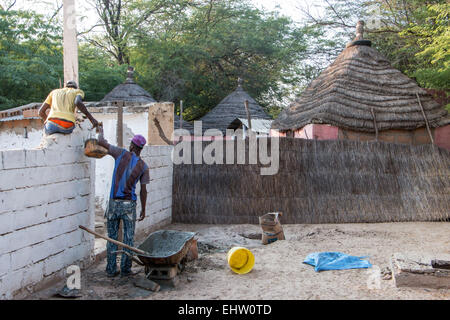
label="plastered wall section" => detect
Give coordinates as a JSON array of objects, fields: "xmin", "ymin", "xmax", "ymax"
[
  {"xmin": 0, "ymin": 135, "xmax": 96, "ymax": 299},
  {"xmin": 131, "ymin": 145, "xmax": 174, "ymax": 237}
]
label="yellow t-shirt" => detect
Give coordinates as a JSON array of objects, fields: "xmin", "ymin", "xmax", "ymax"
[{"xmin": 45, "ymin": 87, "xmax": 85, "ymax": 123}]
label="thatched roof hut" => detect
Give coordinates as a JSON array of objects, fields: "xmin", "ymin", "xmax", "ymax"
[
  {"xmin": 199, "ymin": 78, "xmax": 272, "ymax": 134},
  {"xmin": 100, "ymin": 67, "xmax": 156, "ymax": 104},
  {"xmin": 174, "ymin": 114, "xmax": 194, "ymax": 132},
  {"xmin": 272, "ymin": 22, "xmax": 449, "ymax": 133}
]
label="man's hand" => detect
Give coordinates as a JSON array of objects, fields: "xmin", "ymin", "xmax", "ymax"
[
  {"xmin": 90, "ymin": 118, "xmax": 99, "ymax": 130},
  {"xmin": 138, "ymin": 210, "xmax": 146, "ymax": 222}
]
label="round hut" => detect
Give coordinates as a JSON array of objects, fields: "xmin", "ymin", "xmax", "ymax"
[
  {"xmin": 199, "ymin": 78, "xmax": 272, "ymax": 135},
  {"xmin": 271, "ymin": 21, "xmax": 450, "ymax": 150},
  {"xmin": 99, "ymin": 66, "xmax": 156, "ymax": 105}
]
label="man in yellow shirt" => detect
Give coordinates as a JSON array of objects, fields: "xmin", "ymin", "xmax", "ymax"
[{"xmin": 39, "ymin": 80, "xmax": 99, "ymax": 135}]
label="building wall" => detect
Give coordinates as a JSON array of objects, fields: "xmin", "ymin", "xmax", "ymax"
[
  {"xmin": 135, "ymin": 146, "xmax": 174, "ymax": 237},
  {"xmin": 273, "ymin": 124, "xmax": 450, "ymax": 151},
  {"xmin": 0, "ymin": 133, "xmax": 96, "ymax": 299},
  {"xmin": 0, "ymin": 119, "xmax": 174, "ymax": 299}
]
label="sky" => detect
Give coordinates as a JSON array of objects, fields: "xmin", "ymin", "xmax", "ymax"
[{"xmin": 7, "ymin": 0, "xmax": 327, "ymax": 25}]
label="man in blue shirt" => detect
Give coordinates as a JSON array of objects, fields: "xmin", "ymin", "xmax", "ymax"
[{"xmin": 98, "ymin": 127, "xmax": 150, "ymax": 277}]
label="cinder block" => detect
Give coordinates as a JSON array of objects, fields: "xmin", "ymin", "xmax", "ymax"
[
  {"xmin": 148, "ymin": 147, "xmax": 160, "ymax": 157},
  {"xmin": 10, "ymin": 246, "xmax": 34, "ymax": 271},
  {"xmin": 20, "ymin": 261, "xmax": 44, "ymax": 289},
  {"xmin": 392, "ymin": 254, "xmax": 450, "ymax": 289},
  {"xmin": 6, "ymin": 223, "xmax": 47, "ymax": 253},
  {"xmin": 0, "ymin": 269, "xmax": 23, "ymax": 297},
  {"xmin": 0, "ymin": 168, "xmax": 22, "ymax": 191},
  {"xmin": 46, "ymin": 196, "xmax": 89, "ymax": 221},
  {"xmin": 29, "ymin": 240, "xmax": 62, "ymax": 264},
  {"xmin": 43, "ymin": 251, "xmax": 67, "ymax": 276},
  {"xmin": 12, "ymin": 205, "xmax": 47, "ymax": 231},
  {"xmin": 24, "ymin": 149, "xmax": 46, "ymax": 168},
  {"xmin": 3, "ymin": 150, "xmax": 26, "ymax": 170},
  {"xmin": 0, "ymin": 212, "xmax": 13, "ymax": 235},
  {"xmin": 0, "ymin": 253, "xmax": 11, "ymax": 277},
  {"xmin": 159, "ymin": 145, "xmax": 174, "ymax": 156}
]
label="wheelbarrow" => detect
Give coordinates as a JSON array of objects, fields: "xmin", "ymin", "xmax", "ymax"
[{"xmin": 79, "ymin": 226, "xmax": 196, "ymax": 284}]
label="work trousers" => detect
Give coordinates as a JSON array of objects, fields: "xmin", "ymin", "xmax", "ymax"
[{"xmin": 105, "ymin": 199, "xmax": 137, "ymax": 276}]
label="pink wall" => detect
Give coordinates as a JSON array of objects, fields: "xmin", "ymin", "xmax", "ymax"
[
  {"xmin": 294, "ymin": 124, "xmax": 338, "ymax": 140},
  {"xmin": 435, "ymin": 125, "xmax": 450, "ymax": 151}
]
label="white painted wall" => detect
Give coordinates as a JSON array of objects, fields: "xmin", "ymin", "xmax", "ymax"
[
  {"xmin": 93, "ymin": 112, "xmax": 149, "ymax": 212},
  {"xmin": 135, "ymin": 145, "xmax": 174, "ymax": 235},
  {"xmin": 0, "ymin": 123, "xmax": 96, "ymax": 299},
  {"xmin": 92, "ymin": 112, "xmax": 173, "ymax": 233},
  {"xmin": 0, "ymin": 109, "xmax": 174, "ymax": 299},
  {"xmin": 0, "ymin": 129, "xmax": 43, "ymax": 151}
]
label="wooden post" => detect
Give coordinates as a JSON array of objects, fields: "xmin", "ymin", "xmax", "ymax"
[
  {"xmin": 180, "ymin": 100, "xmax": 183, "ymax": 130},
  {"xmin": 371, "ymin": 108, "xmax": 378, "ymax": 141},
  {"xmin": 63, "ymin": 0, "xmax": 79, "ymax": 85},
  {"xmin": 117, "ymin": 103, "xmax": 123, "ymax": 148},
  {"xmin": 244, "ymin": 100, "xmax": 252, "ymax": 130},
  {"xmin": 116, "ymin": 102, "xmax": 124, "ymax": 250},
  {"xmin": 416, "ymin": 93, "xmax": 434, "ymax": 144}
]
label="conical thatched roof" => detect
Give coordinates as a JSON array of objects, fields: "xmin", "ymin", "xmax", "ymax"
[
  {"xmin": 174, "ymin": 114, "xmax": 194, "ymax": 132},
  {"xmin": 100, "ymin": 67, "xmax": 156, "ymax": 103},
  {"xmin": 199, "ymin": 78, "xmax": 272, "ymax": 134},
  {"xmin": 272, "ymin": 21, "xmax": 449, "ymax": 133}
]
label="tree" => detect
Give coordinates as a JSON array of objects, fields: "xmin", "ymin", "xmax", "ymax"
[
  {"xmin": 131, "ymin": 0, "xmax": 313, "ymax": 119},
  {"xmin": 86, "ymin": 0, "xmax": 192, "ymax": 65},
  {"xmin": 297, "ymin": 0, "xmax": 449, "ymax": 108},
  {"xmin": 0, "ymin": 8, "xmax": 62, "ymax": 109}
]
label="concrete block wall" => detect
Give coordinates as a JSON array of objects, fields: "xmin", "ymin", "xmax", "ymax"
[
  {"xmin": 0, "ymin": 132, "xmax": 96, "ymax": 299},
  {"xmin": 134, "ymin": 145, "xmax": 174, "ymax": 237}
]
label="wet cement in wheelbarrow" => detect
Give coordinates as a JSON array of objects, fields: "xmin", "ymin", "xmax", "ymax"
[{"xmin": 138, "ymin": 230, "xmax": 195, "ymax": 257}]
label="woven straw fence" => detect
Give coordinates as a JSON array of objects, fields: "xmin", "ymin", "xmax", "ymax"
[{"xmin": 172, "ymin": 138, "xmax": 450, "ymax": 224}]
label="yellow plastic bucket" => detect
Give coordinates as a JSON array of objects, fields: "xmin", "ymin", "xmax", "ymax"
[{"xmin": 227, "ymin": 247, "xmax": 255, "ymax": 274}]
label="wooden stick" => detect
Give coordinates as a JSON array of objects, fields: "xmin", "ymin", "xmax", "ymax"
[
  {"xmin": 244, "ymin": 100, "xmax": 252, "ymax": 130},
  {"xmin": 117, "ymin": 102, "xmax": 124, "ymax": 148},
  {"xmin": 180, "ymin": 100, "xmax": 183, "ymax": 130},
  {"xmin": 371, "ymin": 108, "xmax": 378, "ymax": 141},
  {"xmin": 79, "ymin": 225, "xmax": 147, "ymax": 256},
  {"xmin": 431, "ymin": 260, "xmax": 450, "ymax": 270},
  {"xmin": 416, "ymin": 93, "xmax": 434, "ymax": 144}
]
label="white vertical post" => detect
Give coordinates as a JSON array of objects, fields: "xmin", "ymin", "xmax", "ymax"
[
  {"xmin": 63, "ymin": 0, "xmax": 79, "ymax": 85},
  {"xmin": 180, "ymin": 100, "xmax": 183, "ymax": 130}
]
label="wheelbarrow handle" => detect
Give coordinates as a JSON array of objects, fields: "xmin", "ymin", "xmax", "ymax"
[
  {"xmin": 79, "ymin": 225, "xmax": 147, "ymax": 256},
  {"xmin": 112, "ymin": 250, "xmax": 145, "ymax": 266}
]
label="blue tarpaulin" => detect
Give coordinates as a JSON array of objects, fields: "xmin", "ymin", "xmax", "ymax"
[{"xmin": 304, "ymin": 252, "xmax": 372, "ymax": 272}]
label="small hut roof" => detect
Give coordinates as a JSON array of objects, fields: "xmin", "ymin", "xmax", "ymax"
[
  {"xmin": 199, "ymin": 78, "xmax": 272, "ymax": 134},
  {"xmin": 100, "ymin": 67, "xmax": 156, "ymax": 103},
  {"xmin": 272, "ymin": 21, "xmax": 449, "ymax": 133},
  {"xmin": 174, "ymin": 114, "xmax": 194, "ymax": 132},
  {"xmin": 228, "ymin": 118, "xmax": 273, "ymax": 134}
]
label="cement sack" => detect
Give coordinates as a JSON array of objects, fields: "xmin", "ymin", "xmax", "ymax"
[{"xmin": 259, "ymin": 212, "xmax": 285, "ymax": 245}]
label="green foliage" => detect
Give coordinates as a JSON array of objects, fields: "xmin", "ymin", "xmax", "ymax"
[
  {"xmin": 0, "ymin": 8, "xmax": 128, "ymax": 110},
  {"xmin": 0, "ymin": 8, "xmax": 62, "ymax": 110},
  {"xmin": 1, "ymin": 0, "xmax": 448, "ymax": 117},
  {"xmin": 79, "ymin": 45, "xmax": 128, "ymax": 102},
  {"xmin": 131, "ymin": 0, "xmax": 312, "ymax": 120}
]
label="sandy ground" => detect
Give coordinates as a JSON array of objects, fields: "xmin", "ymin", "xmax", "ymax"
[{"xmin": 28, "ymin": 222, "xmax": 450, "ymax": 300}]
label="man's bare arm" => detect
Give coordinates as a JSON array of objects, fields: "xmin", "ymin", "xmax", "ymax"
[
  {"xmin": 38, "ymin": 103, "xmax": 50, "ymax": 121},
  {"xmin": 75, "ymin": 95, "xmax": 98, "ymax": 128},
  {"xmin": 139, "ymin": 184, "xmax": 147, "ymax": 221},
  {"xmin": 97, "ymin": 124, "xmax": 110, "ymax": 150}
]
